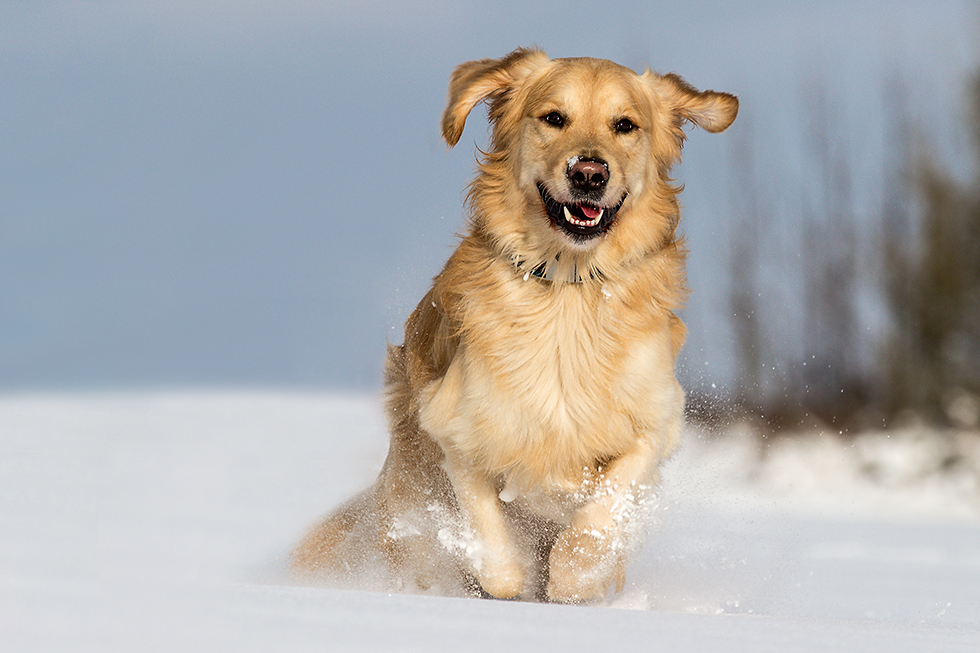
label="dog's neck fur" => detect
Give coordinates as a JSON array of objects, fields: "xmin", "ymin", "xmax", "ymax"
[{"xmin": 509, "ymin": 253, "xmax": 598, "ymax": 284}]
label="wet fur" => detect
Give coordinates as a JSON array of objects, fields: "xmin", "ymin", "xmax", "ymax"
[{"xmin": 291, "ymin": 48, "xmax": 737, "ymax": 602}]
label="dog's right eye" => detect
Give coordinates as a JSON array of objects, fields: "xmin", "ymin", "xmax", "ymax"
[{"xmin": 541, "ymin": 112, "xmax": 565, "ymax": 128}]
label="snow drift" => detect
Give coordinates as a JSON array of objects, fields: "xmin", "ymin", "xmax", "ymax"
[{"xmin": 1, "ymin": 391, "xmax": 978, "ymax": 651}]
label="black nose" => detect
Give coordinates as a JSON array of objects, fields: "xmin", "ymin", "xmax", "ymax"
[{"xmin": 568, "ymin": 158, "xmax": 609, "ymax": 192}]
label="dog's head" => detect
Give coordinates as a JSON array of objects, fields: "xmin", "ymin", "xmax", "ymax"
[{"xmin": 442, "ymin": 48, "xmax": 737, "ymax": 270}]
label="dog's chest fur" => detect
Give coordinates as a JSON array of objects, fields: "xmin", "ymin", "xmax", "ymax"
[{"xmin": 418, "ymin": 254, "xmax": 681, "ymax": 493}]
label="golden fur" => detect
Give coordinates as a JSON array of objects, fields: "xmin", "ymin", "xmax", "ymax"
[{"xmin": 291, "ymin": 48, "xmax": 737, "ymax": 602}]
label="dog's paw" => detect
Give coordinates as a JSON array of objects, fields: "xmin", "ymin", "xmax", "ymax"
[
  {"xmin": 476, "ymin": 554, "xmax": 526, "ymax": 599},
  {"xmin": 546, "ymin": 526, "xmax": 623, "ymax": 603}
]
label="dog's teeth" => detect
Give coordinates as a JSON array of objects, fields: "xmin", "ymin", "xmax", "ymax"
[{"xmin": 562, "ymin": 205, "xmax": 602, "ymax": 227}]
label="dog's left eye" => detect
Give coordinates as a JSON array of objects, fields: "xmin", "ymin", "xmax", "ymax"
[{"xmin": 614, "ymin": 118, "xmax": 636, "ymax": 133}]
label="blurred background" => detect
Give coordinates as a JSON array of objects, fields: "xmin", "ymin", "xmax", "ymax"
[{"xmin": 2, "ymin": 0, "xmax": 978, "ymax": 433}]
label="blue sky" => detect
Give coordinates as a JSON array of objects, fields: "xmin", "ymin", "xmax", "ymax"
[{"xmin": 1, "ymin": 1, "xmax": 976, "ymax": 391}]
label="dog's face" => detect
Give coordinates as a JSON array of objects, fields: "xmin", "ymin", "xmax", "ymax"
[
  {"xmin": 442, "ymin": 48, "xmax": 737, "ymax": 260},
  {"xmin": 515, "ymin": 59, "xmax": 650, "ymax": 250}
]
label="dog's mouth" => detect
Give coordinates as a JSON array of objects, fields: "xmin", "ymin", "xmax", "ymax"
[{"xmin": 537, "ymin": 184, "xmax": 625, "ymax": 241}]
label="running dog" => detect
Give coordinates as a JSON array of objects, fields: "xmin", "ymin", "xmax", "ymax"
[{"xmin": 291, "ymin": 47, "xmax": 737, "ymax": 602}]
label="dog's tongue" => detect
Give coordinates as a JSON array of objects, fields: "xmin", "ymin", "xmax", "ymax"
[{"xmin": 580, "ymin": 205, "xmax": 602, "ymax": 220}]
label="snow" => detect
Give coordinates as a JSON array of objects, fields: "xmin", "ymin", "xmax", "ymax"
[{"xmin": 2, "ymin": 391, "xmax": 978, "ymax": 651}]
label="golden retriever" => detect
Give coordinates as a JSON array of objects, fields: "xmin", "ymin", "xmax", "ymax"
[{"xmin": 291, "ymin": 47, "xmax": 737, "ymax": 602}]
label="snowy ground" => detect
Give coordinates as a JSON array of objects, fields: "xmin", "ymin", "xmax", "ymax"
[{"xmin": 2, "ymin": 391, "xmax": 979, "ymax": 651}]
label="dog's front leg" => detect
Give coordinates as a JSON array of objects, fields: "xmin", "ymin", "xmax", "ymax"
[
  {"xmin": 441, "ymin": 452, "xmax": 525, "ymax": 599},
  {"xmin": 546, "ymin": 437, "xmax": 661, "ymax": 603}
]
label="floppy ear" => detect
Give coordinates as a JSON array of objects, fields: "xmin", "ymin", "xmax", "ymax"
[
  {"xmin": 655, "ymin": 73, "xmax": 739, "ymax": 133},
  {"xmin": 441, "ymin": 47, "xmax": 551, "ymax": 147}
]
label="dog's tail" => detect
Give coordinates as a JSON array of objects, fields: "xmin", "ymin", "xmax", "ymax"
[{"xmin": 289, "ymin": 489, "xmax": 378, "ymax": 578}]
